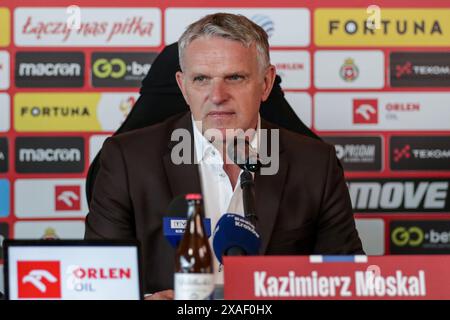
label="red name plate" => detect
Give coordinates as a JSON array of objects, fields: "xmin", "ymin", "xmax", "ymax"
[{"xmin": 223, "ymin": 255, "xmax": 450, "ymax": 300}]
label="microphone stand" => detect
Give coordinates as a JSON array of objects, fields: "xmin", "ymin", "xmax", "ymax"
[{"xmin": 240, "ymin": 169, "xmax": 258, "ymax": 231}]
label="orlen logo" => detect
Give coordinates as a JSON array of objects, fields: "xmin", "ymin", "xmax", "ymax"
[
  {"xmin": 353, "ymin": 99, "xmax": 378, "ymax": 124},
  {"xmin": 17, "ymin": 261, "xmax": 61, "ymax": 299},
  {"xmin": 55, "ymin": 185, "xmax": 81, "ymax": 211}
]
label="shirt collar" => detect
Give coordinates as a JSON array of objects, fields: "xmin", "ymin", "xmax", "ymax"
[{"xmin": 192, "ymin": 114, "xmax": 261, "ymax": 163}]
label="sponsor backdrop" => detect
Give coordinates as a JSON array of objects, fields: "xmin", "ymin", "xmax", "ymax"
[{"xmin": 0, "ymin": 0, "xmax": 449, "ymax": 263}]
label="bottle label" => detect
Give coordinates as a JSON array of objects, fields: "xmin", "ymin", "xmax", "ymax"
[{"xmin": 174, "ymin": 273, "xmax": 215, "ymax": 300}]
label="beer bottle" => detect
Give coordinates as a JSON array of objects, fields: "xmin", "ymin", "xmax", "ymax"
[{"xmin": 174, "ymin": 193, "xmax": 214, "ymax": 300}]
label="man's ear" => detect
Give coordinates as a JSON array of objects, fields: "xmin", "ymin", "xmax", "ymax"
[
  {"xmin": 175, "ymin": 71, "xmax": 189, "ymax": 104},
  {"xmin": 261, "ymin": 65, "xmax": 276, "ymax": 102}
]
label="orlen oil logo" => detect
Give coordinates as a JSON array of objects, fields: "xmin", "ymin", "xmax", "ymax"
[
  {"xmin": 14, "ymin": 93, "xmax": 138, "ymax": 132},
  {"xmin": 67, "ymin": 266, "xmax": 132, "ymax": 293},
  {"xmin": 315, "ymin": 9, "xmax": 450, "ymax": 47},
  {"xmin": 17, "ymin": 261, "xmax": 61, "ymax": 299},
  {"xmin": 390, "ymin": 221, "xmax": 450, "ymax": 254},
  {"xmin": 0, "ymin": 8, "xmax": 10, "ymax": 47},
  {"xmin": 91, "ymin": 52, "xmax": 156, "ymax": 87},
  {"xmin": 15, "ymin": 52, "xmax": 84, "ymax": 88}
]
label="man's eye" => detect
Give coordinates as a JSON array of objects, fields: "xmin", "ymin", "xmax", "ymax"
[
  {"xmin": 193, "ymin": 76, "xmax": 207, "ymax": 82},
  {"xmin": 227, "ymin": 74, "xmax": 244, "ymax": 81}
]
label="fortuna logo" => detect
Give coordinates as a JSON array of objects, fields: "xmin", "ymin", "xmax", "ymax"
[
  {"xmin": 396, "ymin": 61, "xmax": 450, "ymax": 78},
  {"xmin": 17, "ymin": 261, "xmax": 61, "ymax": 298},
  {"xmin": 393, "ymin": 145, "xmax": 411, "ymax": 162},
  {"xmin": 20, "ymin": 106, "xmax": 90, "ymax": 117},
  {"xmin": 353, "ymin": 99, "xmax": 378, "ymax": 124},
  {"xmin": 18, "ymin": 62, "xmax": 81, "ymax": 77},
  {"xmin": 19, "ymin": 148, "xmax": 81, "ymax": 162},
  {"xmin": 339, "ymin": 58, "xmax": 359, "ymax": 82},
  {"xmin": 328, "ymin": 19, "xmax": 443, "ymax": 36},
  {"xmin": 55, "ymin": 185, "xmax": 81, "ymax": 211}
]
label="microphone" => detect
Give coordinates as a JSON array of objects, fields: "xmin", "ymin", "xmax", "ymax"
[
  {"xmin": 212, "ymin": 213, "xmax": 261, "ymax": 264},
  {"xmin": 226, "ymin": 136, "xmax": 261, "ymax": 173},
  {"xmin": 163, "ymin": 194, "xmax": 211, "ymax": 247}
]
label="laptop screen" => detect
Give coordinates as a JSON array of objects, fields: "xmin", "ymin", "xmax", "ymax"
[{"xmin": 4, "ymin": 240, "xmax": 142, "ymax": 300}]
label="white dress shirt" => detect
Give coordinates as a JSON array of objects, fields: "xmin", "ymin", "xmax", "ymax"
[{"xmin": 192, "ymin": 115, "xmax": 260, "ymax": 284}]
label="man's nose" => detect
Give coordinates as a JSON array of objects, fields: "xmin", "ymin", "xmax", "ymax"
[{"xmin": 209, "ymin": 79, "xmax": 229, "ymax": 105}]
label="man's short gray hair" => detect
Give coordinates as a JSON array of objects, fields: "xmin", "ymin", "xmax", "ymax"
[{"xmin": 178, "ymin": 13, "xmax": 270, "ymax": 72}]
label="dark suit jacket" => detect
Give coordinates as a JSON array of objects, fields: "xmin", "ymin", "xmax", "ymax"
[{"xmin": 85, "ymin": 112, "xmax": 363, "ymax": 293}]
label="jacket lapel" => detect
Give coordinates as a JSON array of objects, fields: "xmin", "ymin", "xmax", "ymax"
[
  {"xmin": 163, "ymin": 113, "xmax": 202, "ymax": 201},
  {"xmin": 255, "ymin": 119, "xmax": 289, "ymax": 254}
]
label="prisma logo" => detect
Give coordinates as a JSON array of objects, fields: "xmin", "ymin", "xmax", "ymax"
[
  {"xmin": 17, "ymin": 261, "xmax": 61, "ymax": 298},
  {"xmin": 55, "ymin": 185, "xmax": 81, "ymax": 211},
  {"xmin": 353, "ymin": 99, "xmax": 378, "ymax": 124}
]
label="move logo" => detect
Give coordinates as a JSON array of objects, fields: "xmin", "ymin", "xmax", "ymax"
[
  {"xmin": 315, "ymin": 9, "xmax": 450, "ymax": 46},
  {"xmin": 15, "ymin": 137, "xmax": 84, "ymax": 173},
  {"xmin": 390, "ymin": 52, "xmax": 450, "ymax": 87},
  {"xmin": 91, "ymin": 52, "xmax": 156, "ymax": 87},
  {"xmin": 0, "ymin": 137, "xmax": 8, "ymax": 172},
  {"xmin": 347, "ymin": 179, "xmax": 450, "ymax": 213},
  {"xmin": 15, "ymin": 52, "xmax": 84, "ymax": 87},
  {"xmin": 323, "ymin": 136, "xmax": 382, "ymax": 171},
  {"xmin": 17, "ymin": 261, "xmax": 61, "ymax": 299},
  {"xmin": 390, "ymin": 136, "xmax": 450, "ymax": 171},
  {"xmin": 390, "ymin": 220, "xmax": 450, "ymax": 254},
  {"xmin": 0, "ymin": 223, "xmax": 8, "ymax": 260}
]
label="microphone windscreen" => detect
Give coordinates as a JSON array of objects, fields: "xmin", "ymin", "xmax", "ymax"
[{"xmin": 212, "ymin": 213, "xmax": 261, "ymax": 264}]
